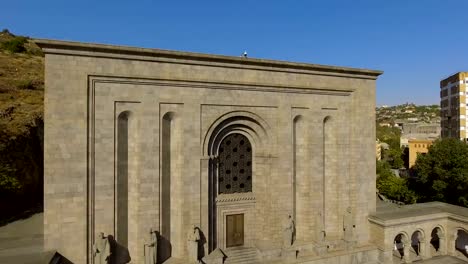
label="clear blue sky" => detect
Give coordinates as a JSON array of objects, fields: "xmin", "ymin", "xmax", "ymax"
[{"xmin": 3, "ymin": 0, "xmax": 468, "ymax": 106}]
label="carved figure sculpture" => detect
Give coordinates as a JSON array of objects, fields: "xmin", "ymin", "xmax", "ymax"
[
  {"xmin": 93, "ymin": 232, "xmax": 111, "ymax": 264},
  {"xmin": 144, "ymin": 228, "xmax": 158, "ymax": 264},
  {"xmin": 283, "ymin": 215, "xmax": 295, "ymax": 247},
  {"xmin": 187, "ymin": 225, "xmax": 201, "ymax": 262}
]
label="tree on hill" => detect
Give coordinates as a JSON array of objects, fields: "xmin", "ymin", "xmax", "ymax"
[{"xmin": 411, "ymin": 138, "xmax": 468, "ymax": 207}]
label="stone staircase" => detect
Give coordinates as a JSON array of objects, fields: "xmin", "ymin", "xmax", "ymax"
[
  {"xmin": 161, "ymin": 257, "xmax": 188, "ymax": 264},
  {"xmin": 224, "ymin": 247, "xmax": 260, "ymax": 264}
]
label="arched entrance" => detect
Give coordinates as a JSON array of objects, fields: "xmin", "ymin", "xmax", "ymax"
[
  {"xmin": 204, "ymin": 112, "xmax": 270, "ymax": 252},
  {"xmin": 393, "ymin": 233, "xmax": 410, "ymax": 263},
  {"xmin": 455, "ymin": 229, "xmax": 468, "ymax": 258},
  {"xmin": 430, "ymin": 227, "xmax": 444, "ymax": 256},
  {"xmin": 208, "ymin": 133, "xmax": 254, "ymax": 251},
  {"xmin": 410, "ymin": 230, "xmax": 424, "ymax": 261}
]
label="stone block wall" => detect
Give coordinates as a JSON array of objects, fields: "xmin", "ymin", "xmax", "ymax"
[{"xmin": 37, "ymin": 39, "xmax": 382, "ymax": 263}]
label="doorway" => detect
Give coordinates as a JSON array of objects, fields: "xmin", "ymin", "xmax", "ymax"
[{"xmin": 226, "ymin": 214, "xmax": 244, "ymax": 248}]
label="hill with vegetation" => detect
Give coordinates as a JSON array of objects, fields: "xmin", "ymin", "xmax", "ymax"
[
  {"xmin": 376, "ymin": 103, "xmax": 440, "ymax": 124},
  {"xmin": 0, "ymin": 29, "xmax": 44, "ymax": 225},
  {"xmin": 375, "ymin": 103, "xmax": 441, "ymax": 205}
]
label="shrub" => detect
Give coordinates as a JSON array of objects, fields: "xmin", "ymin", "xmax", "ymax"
[
  {"xmin": 0, "ymin": 164, "xmax": 21, "ymax": 194},
  {"xmin": 16, "ymin": 80, "xmax": 35, "ymax": 90},
  {"xmin": 1, "ymin": 37, "xmax": 28, "ymax": 53}
]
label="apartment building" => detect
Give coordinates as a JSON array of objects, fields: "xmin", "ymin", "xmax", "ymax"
[{"xmin": 440, "ymin": 72, "xmax": 468, "ymax": 140}]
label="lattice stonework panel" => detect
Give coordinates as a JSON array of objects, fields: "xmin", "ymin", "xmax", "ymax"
[{"xmin": 218, "ymin": 134, "xmax": 252, "ymax": 194}]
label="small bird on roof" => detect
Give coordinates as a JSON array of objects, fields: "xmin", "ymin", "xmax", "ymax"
[{"xmin": 242, "ymin": 51, "xmax": 248, "ymax": 58}]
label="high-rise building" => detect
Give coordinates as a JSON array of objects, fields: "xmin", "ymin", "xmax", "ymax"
[{"xmin": 440, "ymin": 72, "xmax": 468, "ymax": 140}]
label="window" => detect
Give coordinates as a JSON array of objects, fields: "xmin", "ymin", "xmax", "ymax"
[{"xmin": 218, "ymin": 134, "xmax": 252, "ymax": 194}]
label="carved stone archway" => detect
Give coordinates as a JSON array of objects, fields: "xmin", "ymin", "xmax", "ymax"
[{"xmin": 205, "ymin": 112, "xmax": 269, "ymax": 252}]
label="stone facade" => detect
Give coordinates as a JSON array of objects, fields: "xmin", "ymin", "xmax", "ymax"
[
  {"xmin": 36, "ymin": 39, "xmax": 381, "ymax": 263},
  {"xmin": 36, "ymin": 40, "xmax": 468, "ymax": 264},
  {"xmin": 37, "ymin": 40, "xmax": 468, "ymax": 264}
]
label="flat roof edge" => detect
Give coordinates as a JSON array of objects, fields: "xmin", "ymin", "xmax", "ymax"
[{"xmin": 34, "ymin": 39, "xmax": 383, "ymax": 78}]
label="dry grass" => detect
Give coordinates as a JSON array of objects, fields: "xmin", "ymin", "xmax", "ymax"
[{"xmin": 0, "ymin": 40, "xmax": 44, "ymax": 139}]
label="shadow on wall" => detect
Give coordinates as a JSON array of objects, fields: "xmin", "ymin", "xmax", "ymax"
[
  {"xmin": 197, "ymin": 227, "xmax": 207, "ymax": 261},
  {"xmin": 159, "ymin": 234, "xmax": 171, "ymax": 263},
  {"xmin": 108, "ymin": 235, "xmax": 131, "ymax": 264}
]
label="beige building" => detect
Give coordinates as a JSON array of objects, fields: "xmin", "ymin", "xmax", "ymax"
[
  {"xmin": 441, "ymin": 72, "xmax": 468, "ymax": 140},
  {"xmin": 36, "ymin": 40, "xmax": 468, "ymax": 264},
  {"xmin": 408, "ymin": 139, "xmax": 434, "ymax": 168}
]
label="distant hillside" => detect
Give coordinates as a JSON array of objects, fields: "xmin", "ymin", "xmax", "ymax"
[
  {"xmin": 0, "ymin": 29, "xmax": 44, "ymax": 225},
  {"xmin": 376, "ymin": 103, "xmax": 440, "ymax": 124}
]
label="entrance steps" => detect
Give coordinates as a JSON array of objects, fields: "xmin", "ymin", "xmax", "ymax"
[
  {"xmin": 224, "ymin": 247, "xmax": 260, "ymax": 264},
  {"xmin": 161, "ymin": 257, "xmax": 187, "ymax": 264}
]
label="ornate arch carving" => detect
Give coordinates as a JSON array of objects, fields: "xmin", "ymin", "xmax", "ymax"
[{"xmin": 203, "ymin": 111, "xmax": 271, "ymax": 156}]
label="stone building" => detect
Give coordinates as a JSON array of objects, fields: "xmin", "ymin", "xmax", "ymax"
[{"xmin": 36, "ymin": 40, "xmax": 468, "ymax": 264}]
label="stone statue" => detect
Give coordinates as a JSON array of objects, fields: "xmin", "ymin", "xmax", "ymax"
[
  {"xmin": 283, "ymin": 215, "xmax": 295, "ymax": 247},
  {"xmin": 144, "ymin": 228, "xmax": 158, "ymax": 264},
  {"xmin": 187, "ymin": 225, "xmax": 200, "ymax": 262},
  {"xmin": 343, "ymin": 207, "xmax": 355, "ymax": 241},
  {"xmin": 316, "ymin": 211, "xmax": 326, "ymax": 242},
  {"xmin": 93, "ymin": 232, "xmax": 111, "ymax": 264}
]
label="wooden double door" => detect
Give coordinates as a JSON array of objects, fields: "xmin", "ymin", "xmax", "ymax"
[{"xmin": 226, "ymin": 214, "xmax": 244, "ymax": 247}]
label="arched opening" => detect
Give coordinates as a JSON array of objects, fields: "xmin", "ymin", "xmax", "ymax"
[
  {"xmin": 430, "ymin": 227, "xmax": 443, "ymax": 256},
  {"xmin": 205, "ymin": 112, "xmax": 268, "ymax": 252},
  {"xmin": 116, "ymin": 111, "xmax": 130, "ymax": 247},
  {"xmin": 393, "ymin": 233, "xmax": 409, "ymax": 263},
  {"xmin": 455, "ymin": 229, "xmax": 468, "ymax": 258},
  {"xmin": 410, "ymin": 230, "xmax": 424, "ymax": 261},
  {"xmin": 293, "ymin": 115, "xmax": 306, "ymax": 232},
  {"xmin": 160, "ymin": 112, "xmax": 176, "ymax": 262},
  {"xmin": 208, "ymin": 133, "xmax": 253, "ymax": 251},
  {"xmin": 292, "ymin": 116, "xmax": 299, "ymax": 224},
  {"xmin": 322, "ymin": 116, "xmax": 333, "ymax": 232}
]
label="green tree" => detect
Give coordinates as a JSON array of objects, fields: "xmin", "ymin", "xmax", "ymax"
[
  {"xmin": 386, "ymin": 148, "xmax": 404, "ymax": 169},
  {"xmin": 376, "ymin": 124, "xmax": 401, "ymax": 150},
  {"xmin": 412, "ymin": 138, "xmax": 468, "ymax": 207},
  {"xmin": 0, "ymin": 163, "xmax": 21, "ymax": 195},
  {"xmin": 376, "ymin": 160, "xmax": 417, "ymax": 204}
]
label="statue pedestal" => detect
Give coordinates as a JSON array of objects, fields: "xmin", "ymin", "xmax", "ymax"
[
  {"xmin": 202, "ymin": 248, "xmax": 225, "ymax": 264},
  {"xmin": 281, "ymin": 247, "xmax": 298, "ymax": 261},
  {"xmin": 314, "ymin": 244, "xmax": 328, "ymax": 255},
  {"xmin": 345, "ymin": 240, "xmax": 357, "ymax": 250}
]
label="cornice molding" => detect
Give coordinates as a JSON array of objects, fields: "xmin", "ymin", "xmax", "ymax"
[
  {"xmin": 215, "ymin": 193, "xmax": 256, "ymax": 203},
  {"xmin": 35, "ymin": 39, "xmax": 383, "ymax": 80}
]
